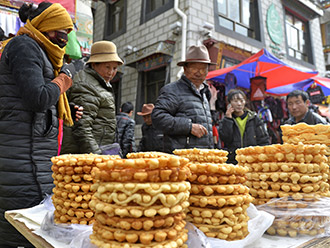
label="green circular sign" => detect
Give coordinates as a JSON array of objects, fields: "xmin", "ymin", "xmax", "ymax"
[{"xmin": 266, "ymin": 4, "xmax": 283, "ymax": 45}]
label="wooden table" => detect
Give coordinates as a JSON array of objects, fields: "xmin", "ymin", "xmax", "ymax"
[{"xmin": 5, "ymin": 212, "xmax": 54, "ymax": 248}]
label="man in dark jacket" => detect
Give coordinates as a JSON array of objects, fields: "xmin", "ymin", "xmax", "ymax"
[
  {"xmin": 152, "ymin": 45, "xmax": 214, "ymax": 153},
  {"xmin": 137, "ymin": 103, "xmax": 164, "ymax": 152},
  {"xmin": 116, "ymin": 102, "xmax": 136, "ymax": 157},
  {"xmin": 285, "ymin": 90, "xmax": 327, "ymax": 125}
]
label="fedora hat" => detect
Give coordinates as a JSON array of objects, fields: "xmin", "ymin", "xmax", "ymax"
[
  {"xmin": 177, "ymin": 45, "xmax": 216, "ymax": 66},
  {"xmin": 86, "ymin": 41, "xmax": 124, "ymax": 65},
  {"xmin": 137, "ymin": 103, "xmax": 154, "ymax": 116}
]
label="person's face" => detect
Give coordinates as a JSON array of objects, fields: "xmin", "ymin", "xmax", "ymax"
[
  {"xmin": 143, "ymin": 114, "xmax": 152, "ymax": 125},
  {"xmin": 287, "ymin": 95, "xmax": 309, "ymax": 121},
  {"xmin": 45, "ymin": 29, "xmax": 69, "ymax": 48},
  {"xmin": 184, "ymin": 62, "xmax": 208, "ymax": 87},
  {"xmin": 230, "ymin": 93, "xmax": 246, "ymax": 114},
  {"xmin": 92, "ymin": 62, "xmax": 119, "ymax": 82}
]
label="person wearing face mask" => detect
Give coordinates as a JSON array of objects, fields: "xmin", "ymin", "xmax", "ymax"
[
  {"xmin": 0, "ymin": 2, "xmax": 76, "ymax": 247},
  {"xmin": 219, "ymin": 89, "xmax": 270, "ymax": 164},
  {"xmin": 61, "ymin": 41, "xmax": 123, "ymax": 154}
]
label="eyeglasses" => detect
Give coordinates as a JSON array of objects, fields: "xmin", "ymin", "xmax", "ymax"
[{"xmin": 187, "ymin": 66, "xmax": 208, "ymax": 74}]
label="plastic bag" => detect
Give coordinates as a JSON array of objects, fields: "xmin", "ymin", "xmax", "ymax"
[
  {"xmin": 100, "ymin": 143, "xmax": 122, "ymax": 156},
  {"xmin": 185, "ymin": 222, "xmax": 212, "ymax": 248},
  {"xmin": 257, "ymin": 197, "xmax": 330, "ymax": 238}
]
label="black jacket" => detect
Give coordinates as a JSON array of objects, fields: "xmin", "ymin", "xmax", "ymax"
[
  {"xmin": 284, "ymin": 109, "xmax": 327, "ymax": 125},
  {"xmin": 152, "ymin": 75, "xmax": 213, "ymax": 153},
  {"xmin": 138, "ymin": 123, "xmax": 164, "ymax": 152},
  {"xmin": 116, "ymin": 112, "xmax": 136, "ymax": 157},
  {"xmin": 219, "ymin": 110, "xmax": 270, "ymax": 164},
  {"xmin": 0, "ymin": 35, "xmax": 60, "ymax": 247}
]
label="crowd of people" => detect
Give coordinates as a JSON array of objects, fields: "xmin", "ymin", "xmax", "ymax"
[{"xmin": 0, "ymin": 2, "xmax": 329, "ymax": 247}]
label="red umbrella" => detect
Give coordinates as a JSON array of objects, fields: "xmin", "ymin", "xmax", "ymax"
[{"xmin": 206, "ymin": 48, "xmax": 318, "ymax": 90}]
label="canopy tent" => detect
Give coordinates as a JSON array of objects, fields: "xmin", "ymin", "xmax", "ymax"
[
  {"xmin": 267, "ymin": 76, "xmax": 330, "ymax": 96},
  {"xmin": 206, "ymin": 48, "xmax": 318, "ymax": 91}
]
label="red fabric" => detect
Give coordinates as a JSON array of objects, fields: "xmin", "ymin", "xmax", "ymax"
[
  {"xmin": 57, "ymin": 118, "xmax": 63, "ymax": 155},
  {"xmin": 250, "ymin": 76, "xmax": 266, "ymax": 101},
  {"xmin": 212, "ymin": 125, "xmax": 219, "ymax": 140}
]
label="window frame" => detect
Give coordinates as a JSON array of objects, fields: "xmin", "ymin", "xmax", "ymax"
[
  {"xmin": 140, "ymin": 0, "xmax": 174, "ymax": 24},
  {"xmin": 213, "ymin": 0, "xmax": 264, "ymax": 48},
  {"xmin": 104, "ymin": 0, "xmax": 127, "ymax": 40}
]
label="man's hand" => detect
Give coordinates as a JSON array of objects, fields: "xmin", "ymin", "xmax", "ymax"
[
  {"xmin": 191, "ymin": 123, "xmax": 208, "ymax": 138},
  {"xmin": 74, "ymin": 105, "xmax": 83, "ymax": 121}
]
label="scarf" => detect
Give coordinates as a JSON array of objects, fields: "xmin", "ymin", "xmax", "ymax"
[{"xmin": 6, "ymin": 3, "xmax": 74, "ymax": 126}]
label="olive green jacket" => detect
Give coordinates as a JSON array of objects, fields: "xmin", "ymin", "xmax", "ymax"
[{"xmin": 61, "ymin": 67, "xmax": 116, "ymax": 154}]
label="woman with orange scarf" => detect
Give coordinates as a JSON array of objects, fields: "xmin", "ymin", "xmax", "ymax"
[{"xmin": 0, "ymin": 2, "xmax": 74, "ymax": 247}]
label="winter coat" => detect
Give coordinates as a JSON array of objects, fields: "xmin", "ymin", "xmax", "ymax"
[
  {"xmin": 152, "ymin": 75, "xmax": 213, "ymax": 153},
  {"xmin": 219, "ymin": 110, "xmax": 270, "ymax": 164},
  {"xmin": 138, "ymin": 123, "xmax": 164, "ymax": 152},
  {"xmin": 116, "ymin": 112, "xmax": 136, "ymax": 157},
  {"xmin": 0, "ymin": 35, "xmax": 60, "ymax": 247},
  {"xmin": 61, "ymin": 67, "xmax": 117, "ymax": 154},
  {"xmin": 284, "ymin": 109, "xmax": 327, "ymax": 125}
]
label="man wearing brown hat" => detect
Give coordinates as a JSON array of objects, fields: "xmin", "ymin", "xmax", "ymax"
[
  {"xmin": 152, "ymin": 45, "xmax": 214, "ymax": 153},
  {"xmin": 137, "ymin": 103, "xmax": 164, "ymax": 152}
]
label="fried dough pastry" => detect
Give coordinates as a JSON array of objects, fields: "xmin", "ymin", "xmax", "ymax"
[
  {"xmin": 90, "ymin": 230, "xmax": 188, "ymax": 248},
  {"xmin": 52, "ymin": 187, "xmax": 93, "ymax": 202},
  {"xmin": 92, "ymin": 166, "xmax": 191, "ymax": 183},
  {"xmin": 53, "ymin": 181, "xmax": 93, "ymax": 193},
  {"xmin": 189, "ymin": 194, "xmax": 253, "ymax": 208},
  {"xmin": 51, "ymin": 154, "xmax": 119, "ymax": 167},
  {"xmin": 52, "ymin": 172, "xmax": 93, "ymax": 183},
  {"xmin": 246, "ymin": 172, "xmax": 328, "ymax": 184},
  {"xmin": 186, "ymin": 212, "xmax": 248, "ymax": 226},
  {"xmin": 89, "ymin": 198, "xmax": 190, "ymax": 218},
  {"xmin": 281, "ymin": 123, "xmax": 330, "ymax": 136},
  {"xmin": 246, "ymin": 181, "xmax": 329, "ymax": 192},
  {"xmin": 92, "ymin": 181, "xmax": 191, "ymax": 196},
  {"xmin": 188, "ymin": 162, "xmax": 248, "ymax": 176},
  {"xmin": 190, "ymin": 184, "xmax": 249, "ymax": 196},
  {"xmin": 194, "ymin": 222, "xmax": 248, "ymax": 240},
  {"xmin": 267, "ymin": 225, "xmax": 325, "ymax": 237},
  {"xmin": 173, "ymin": 148, "xmax": 228, "ymax": 163},
  {"xmin": 95, "ymin": 212, "xmax": 185, "ymax": 231},
  {"xmin": 54, "ymin": 210, "xmax": 94, "ymax": 225},
  {"xmin": 188, "ymin": 205, "xmax": 249, "ymax": 219},
  {"xmin": 52, "ymin": 195, "xmax": 90, "ymax": 209},
  {"xmin": 92, "ymin": 220, "xmax": 186, "ymax": 244},
  {"xmin": 188, "ymin": 173, "xmax": 246, "ymax": 185}
]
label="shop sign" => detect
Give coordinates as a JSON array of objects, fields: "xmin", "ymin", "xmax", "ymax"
[{"xmin": 266, "ymin": 3, "xmax": 283, "ymax": 45}]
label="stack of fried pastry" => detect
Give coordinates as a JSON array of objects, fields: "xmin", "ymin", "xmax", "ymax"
[
  {"xmin": 237, "ymin": 143, "xmax": 330, "ymax": 237},
  {"xmin": 281, "ymin": 123, "xmax": 330, "ymax": 163},
  {"xmin": 51, "ymin": 154, "xmax": 118, "ymax": 225},
  {"xmin": 173, "ymin": 148, "xmax": 253, "ymax": 241},
  {"xmin": 89, "ymin": 152, "xmax": 191, "ymax": 248}
]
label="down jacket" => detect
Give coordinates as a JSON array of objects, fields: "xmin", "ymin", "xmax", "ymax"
[
  {"xmin": 0, "ymin": 35, "xmax": 60, "ymax": 247},
  {"xmin": 116, "ymin": 112, "xmax": 136, "ymax": 157},
  {"xmin": 152, "ymin": 75, "xmax": 213, "ymax": 153},
  {"xmin": 138, "ymin": 123, "xmax": 164, "ymax": 152},
  {"xmin": 61, "ymin": 67, "xmax": 117, "ymax": 154},
  {"xmin": 219, "ymin": 110, "xmax": 270, "ymax": 164}
]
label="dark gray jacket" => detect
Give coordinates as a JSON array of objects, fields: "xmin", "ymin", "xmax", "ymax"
[
  {"xmin": 138, "ymin": 123, "xmax": 164, "ymax": 152},
  {"xmin": 0, "ymin": 35, "xmax": 60, "ymax": 247},
  {"xmin": 284, "ymin": 109, "xmax": 327, "ymax": 125},
  {"xmin": 219, "ymin": 110, "xmax": 270, "ymax": 164},
  {"xmin": 61, "ymin": 67, "xmax": 117, "ymax": 154},
  {"xmin": 116, "ymin": 112, "xmax": 136, "ymax": 157},
  {"xmin": 152, "ymin": 75, "xmax": 213, "ymax": 153}
]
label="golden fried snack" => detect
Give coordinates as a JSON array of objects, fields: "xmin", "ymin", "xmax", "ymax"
[
  {"xmin": 249, "ymin": 188, "xmax": 330, "ymax": 200},
  {"xmin": 91, "ymin": 166, "xmax": 191, "ymax": 183},
  {"xmin": 194, "ymin": 222, "xmax": 248, "ymax": 240},
  {"xmin": 53, "ymin": 181, "xmax": 93, "ymax": 193},
  {"xmin": 90, "ymin": 229, "xmax": 188, "ymax": 248},
  {"xmin": 190, "ymin": 184, "xmax": 249, "ymax": 196},
  {"xmin": 54, "ymin": 205, "xmax": 94, "ymax": 219},
  {"xmin": 281, "ymin": 123, "xmax": 330, "ymax": 136},
  {"xmin": 94, "ymin": 191, "xmax": 190, "ymax": 208},
  {"xmin": 52, "ymin": 195, "xmax": 90, "ymax": 209},
  {"xmin": 188, "ymin": 173, "xmax": 246, "ymax": 185},
  {"xmin": 95, "ymin": 212, "xmax": 185, "ymax": 231},
  {"xmin": 173, "ymin": 148, "xmax": 228, "ymax": 163},
  {"xmin": 52, "ymin": 172, "xmax": 93, "ymax": 183},
  {"xmin": 51, "ymin": 164, "xmax": 94, "ymax": 175},
  {"xmin": 92, "ymin": 181, "xmax": 191, "ymax": 196},
  {"xmin": 186, "ymin": 211, "xmax": 248, "ymax": 226},
  {"xmin": 54, "ymin": 210, "xmax": 94, "ymax": 225},
  {"xmin": 93, "ymin": 220, "xmax": 186, "ymax": 244},
  {"xmin": 245, "ymin": 162, "xmax": 329, "ymax": 174},
  {"xmin": 52, "ymin": 187, "xmax": 94, "ymax": 202},
  {"xmin": 127, "ymin": 152, "xmax": 174, "ymax": 158},
  {"xmin": 188, "ymin": 205, "xmax": 249, "ymax": 219},
  {"xmin": 246, "ymin": 180, "xmax": 329, "ymax": 192},
  {"xmin": 51, "ymin": 154, "xmax": 119, "ymax": 167},
  {"xmin": 89, "ymin": 198, "xmax": 190, "ymax": 218},
  {"xmin": 189, "ymin": 194, "xmax": 253, "ymax": 208},
  {"xmin": 267, "ymin": 225, "xmax": 325, "ymax": 237},
  {"xmin": 188, "ymin": 162, "xmax": 248, "ymax": 176}
]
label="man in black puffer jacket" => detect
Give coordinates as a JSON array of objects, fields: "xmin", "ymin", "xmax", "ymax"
[{"xmin": 152, "ymin": 45, "xmax": 214, "ymax": 153}]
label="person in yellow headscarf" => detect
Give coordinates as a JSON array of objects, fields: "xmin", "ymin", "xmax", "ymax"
[{"xmin": 0, "ymin": 2, "xmax": 76, "ymax": 247}]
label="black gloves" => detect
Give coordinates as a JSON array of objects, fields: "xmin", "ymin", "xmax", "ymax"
[{"xmin": 60, "ymin": 63, "xmax": 76, "ymax": 79}]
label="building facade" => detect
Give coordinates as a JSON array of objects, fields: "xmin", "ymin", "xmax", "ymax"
[{"xmin": 92, "ymin": 0, "xmax": 326, "ymax": 142}]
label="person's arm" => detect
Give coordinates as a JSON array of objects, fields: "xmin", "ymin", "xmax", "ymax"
[{"xmin": 6, "ymin": 36, "xmax": 63, "ymax": 112}]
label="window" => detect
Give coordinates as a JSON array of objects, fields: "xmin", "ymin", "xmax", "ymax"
[
  {"xmin": 326, "ymin": 22, "xmax": 330, "ymax": 46},
  {"xmin": 105, "ymin": 0, "xmax": 126, "ymax": 40},
  {"xmin": 215, "ymin": 0, "xmax": 258, "ymax": 39},
  {"xmin": 285, "ymin": 11, "xmax": 311, "ymax": 63},
  {"xmin": 141, "ymin": 0, "xmax": 174, "ymax": 24}
]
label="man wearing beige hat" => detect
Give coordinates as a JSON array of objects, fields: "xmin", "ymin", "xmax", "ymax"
[
  {"xmin": 137, "ymin": 103, "xmax": 164, "ymax": 152},
  {"xmin": 152, "ymin": 45, "xmax": 214, "ymax": 153},
  {"xmin": 61, "ymin": 40, "xmax": 123, "ymax": 155}
]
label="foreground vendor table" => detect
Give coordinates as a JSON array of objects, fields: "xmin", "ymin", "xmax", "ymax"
[
  {"xmin": 5, "ymin": 212, "xmax": 54, "ymax": 248},
  {"xmin": 5, "ymin": 210, "xmax": 330, "ymax": 248}
]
